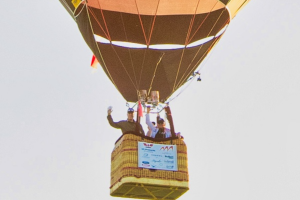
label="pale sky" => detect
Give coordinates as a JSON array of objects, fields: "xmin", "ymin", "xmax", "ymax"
[{"xmin": 1, "ymin": 1, "xmax": 300, "ymax": 200}]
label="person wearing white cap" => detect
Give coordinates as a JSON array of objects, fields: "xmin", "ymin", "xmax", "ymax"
[
  {"xmin": 146, "ymin": 106, "xmax": 181, "ymax": 139},
  {"xmin": 107, "ymin": 107, "xmax": 145, "ymax": 135},
  {"xmin": 145, "ymin": 107, "xmax": 172, "ymax": 139}
]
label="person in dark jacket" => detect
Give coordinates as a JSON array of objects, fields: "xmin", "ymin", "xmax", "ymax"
[{"xmin": 107, "ymin": 107, "xmax": 145, "ymax": 135}]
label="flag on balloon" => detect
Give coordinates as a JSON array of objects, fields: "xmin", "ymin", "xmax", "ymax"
[
  {"xmin": 138, "ymin": 101, "xmax": 143, "ymax": 117},
  {"xmin": 91, "ymin": 55, "xmax": 99, "ymax": 69}
]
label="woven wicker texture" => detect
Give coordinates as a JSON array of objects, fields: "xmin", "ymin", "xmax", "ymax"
[{"xmin": 110, "ymin": 134, "xmax": 189, "ymax": 199}]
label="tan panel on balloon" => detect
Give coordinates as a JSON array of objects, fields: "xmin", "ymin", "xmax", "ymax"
[
  {"xmin": 227, "ymin": 0, "xmax": 251, "ymax": 19},
  {"xmin": 87, "ymin": 0, "xmax": 226, "ymax": 15}
]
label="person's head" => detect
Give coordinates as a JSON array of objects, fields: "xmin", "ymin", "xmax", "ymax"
[
  {"xmin": 157, "ymin": 118, "xmax": 165, "ymax": 128},
  {"xmin": 127, "ymin": 108, "xmax": 134, "ymax": 121}
]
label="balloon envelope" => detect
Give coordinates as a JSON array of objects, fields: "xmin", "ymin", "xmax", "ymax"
[{"xmin": 60, "ymin": 0, "xmax": 250, "ymax": 102}]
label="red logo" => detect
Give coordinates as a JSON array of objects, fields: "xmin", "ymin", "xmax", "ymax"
[
  {"xmin": 160, "ymin": 146, "xmax": 173, "ymax": 151},
  {"xmin": 143, "ymin": 143, "xmax": 153, "ymax": 148}
]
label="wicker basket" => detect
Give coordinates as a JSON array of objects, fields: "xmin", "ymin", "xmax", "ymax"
[{"xmin": 110, "ymin": 133, "xmax": 189, "ymax": 199}]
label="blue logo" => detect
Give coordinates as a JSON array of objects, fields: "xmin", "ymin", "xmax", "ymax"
[
  {"xmin": 142, "ymin": 153, "xmax": 150, "ymax": 158},
  {"xmin": 142, "ymin": 161, "xmax": 150, "ymax": 164},
  {"xmin": 165, "ymin": 155, "xmax": 174, "ymax": 159},
  {"xmin": 142, "ymin": 148, "xmax": 155, "ymax": 152},
  {"xmin": 151, "ymin": 154, "xmax": 162, "ymax": 157},
  {"xmin": 166, "ymin": 165, "xmax": 174, "ymax": 169},
  {"xmin": 152, "ymin": 159, "xmax": 161, "ymax": 163}
]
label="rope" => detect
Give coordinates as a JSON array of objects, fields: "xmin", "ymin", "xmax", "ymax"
[
  {"xmin": 120, "ymin": 13, "xmax": 138, "ymax": 87},
  {"xmin": 207, "ymin": 8, "xmax": 228, "ymax": 36},
  {"xmin": 167, "ymin": 6, "xmax": 230, "ymax": 102},
  {"xmin": 147, "ymin": 53, "xmax": 165, "ymax": 97},
  {"xmin": 165, "ymin": 74, "xmax": 197, "ymax": 104},
  {"xmin": 185, "ymin": 0, "xmax": 202, "ymax": 45},
  {"xmin": 74, "ymin": 1, "xmax": 86, "ymax": 17},
  {"xmin": 174, "ymin": 36, "xmax": 218, "ymax": 90},
  {"xmin": 147, "ymin": 0, "xmax": 161, "ymax": 45},
  {"xmin": 137, "ymin": 49, "xmax": 147, "ymax": 88},
  {"xmin": 87, "ymin": 7, "xmax": 110, "ymax": 39},
  {"xmin": 187, "ymin": 0, "xmax": 219, "ymax": 44},
  {"xmin": 95, "ymin": 0, "xmax": 111, "ymax": 40},
  {"xmin": 85, "ymin": 2, "xmax": 119, "ymax": 93},
  {"xmin": 111, "ymin": 45, "xmax": 139, "ymax": 91},
  {"xmin": 194, "ymin": 18, "xmax": 230, "ymax": 74},
  {"xmin": 134, "ymin": 0, "xmax": 148, "ymax": 45},
  {"xmin": 175, "ymin": 7, "xmax": 229, "ymax": 89},
  {"xmin": 172, "ymin": 48, "xmax": 186, "ymax": 93},
  {"xmin": 133, "ymin": 0, "xmax": 151, "ymax": 89},
  {"xmin": 92, "ymin": 0, "xmax": 139, "ymax": 96},
  {"xmin": 172, "ymin": 0, "xmax": 203, "ymax": 94},
  {"xmin": 172, "ymin": 0, "xmax": 202, "ymax": 95},
  {"xmin": 174, "ymin": 44, "xmax": 205, "ymax": 89},
  {"xmin": 169, "ymin": 38, "xmax": 226, "ymax": 103}
]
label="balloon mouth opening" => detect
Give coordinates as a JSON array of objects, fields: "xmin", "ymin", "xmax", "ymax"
[{"xmin": 93, "ymin": 25, "xmax": 227, "ymax": 50}]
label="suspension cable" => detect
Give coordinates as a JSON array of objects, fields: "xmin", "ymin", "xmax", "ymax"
[
  {"xmin": 147, "ymin": 53, "xmax": 165, "ymax": 97},
  {"xmin": 110, "ymin": 45, "xmax": 139, "ymax": 91},
  {"xmin": 172, "ymin": 0, "xmax": 202, "ymax": 94},
  {"xmin": 185, "ymin": 0, "xmax": 202, "ymax": 45},
  {"xmin": 134, "ymin": 0, "xmax": 149, "ymax": 45},
  {"xmin": 85, "ymin": 3, "xmax": 117, "ymax": 89},
  {"xmin": 87, "ymin": 7, "xmax": 110, "ymax": 39},
  {"xmin": 120, "ymin": 13, "xmax": 138, "ymax": 87},
  {"xmin": 175, "ymin": 7, "xmax": 229, "ymax": 89},
  {"xmin": 187, "ymin": 0, "xmax": 219, "ymax": 44},
  {"xmin": 147, "ymin": 0, "xmax": 161, "ymax": 45},
  {"xmin": 95, "ymin": 0, "xmax": 111, "ymax": 40}
]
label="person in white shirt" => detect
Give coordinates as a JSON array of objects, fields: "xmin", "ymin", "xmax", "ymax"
[{"xmin": 145, "ymin": 106, "xmax": 181, "ymax": 139}]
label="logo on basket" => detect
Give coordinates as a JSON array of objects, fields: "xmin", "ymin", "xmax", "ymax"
[
  {"xmin": 142, "ymin": 161, "xmax": 150, "ymax": 167},
  {"xmin": 152, "ymin": 159, "xmax": 161, "ymax": 163},
  {"xmin": 151, "ymin": 154, "xmax": 162, "ymax": 157},
  {"xmin": 164, "ymin": 160, "xmax": 174, "ymax": 164},
  {"xmin": 165, "ymin": 155, "xmax": 174, "ymax": 159},
  {"xmin": 143, "ymin": 143, "xmax": 153, "ymax": 148},
  {"xmin": 166, "ymin": 165, "xmax": 174, "ymax": 169},
  {"xmin": 160, "ymin": 146, "xmax": 173, "ymax": 151}
]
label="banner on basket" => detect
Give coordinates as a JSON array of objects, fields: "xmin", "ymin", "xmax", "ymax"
[{"xmin": 138, "ymin": 142, "xmax": 178, "ymax": 171}]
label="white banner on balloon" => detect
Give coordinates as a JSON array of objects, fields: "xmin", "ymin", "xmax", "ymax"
[{"xmin": 138, "ymin": 142, "xmax": 178, "ymax": 171}]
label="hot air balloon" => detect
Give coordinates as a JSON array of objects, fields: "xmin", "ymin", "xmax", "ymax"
[{"xmin": 59, "ymin": 0, "xmax": 250, "ymax": 199}]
